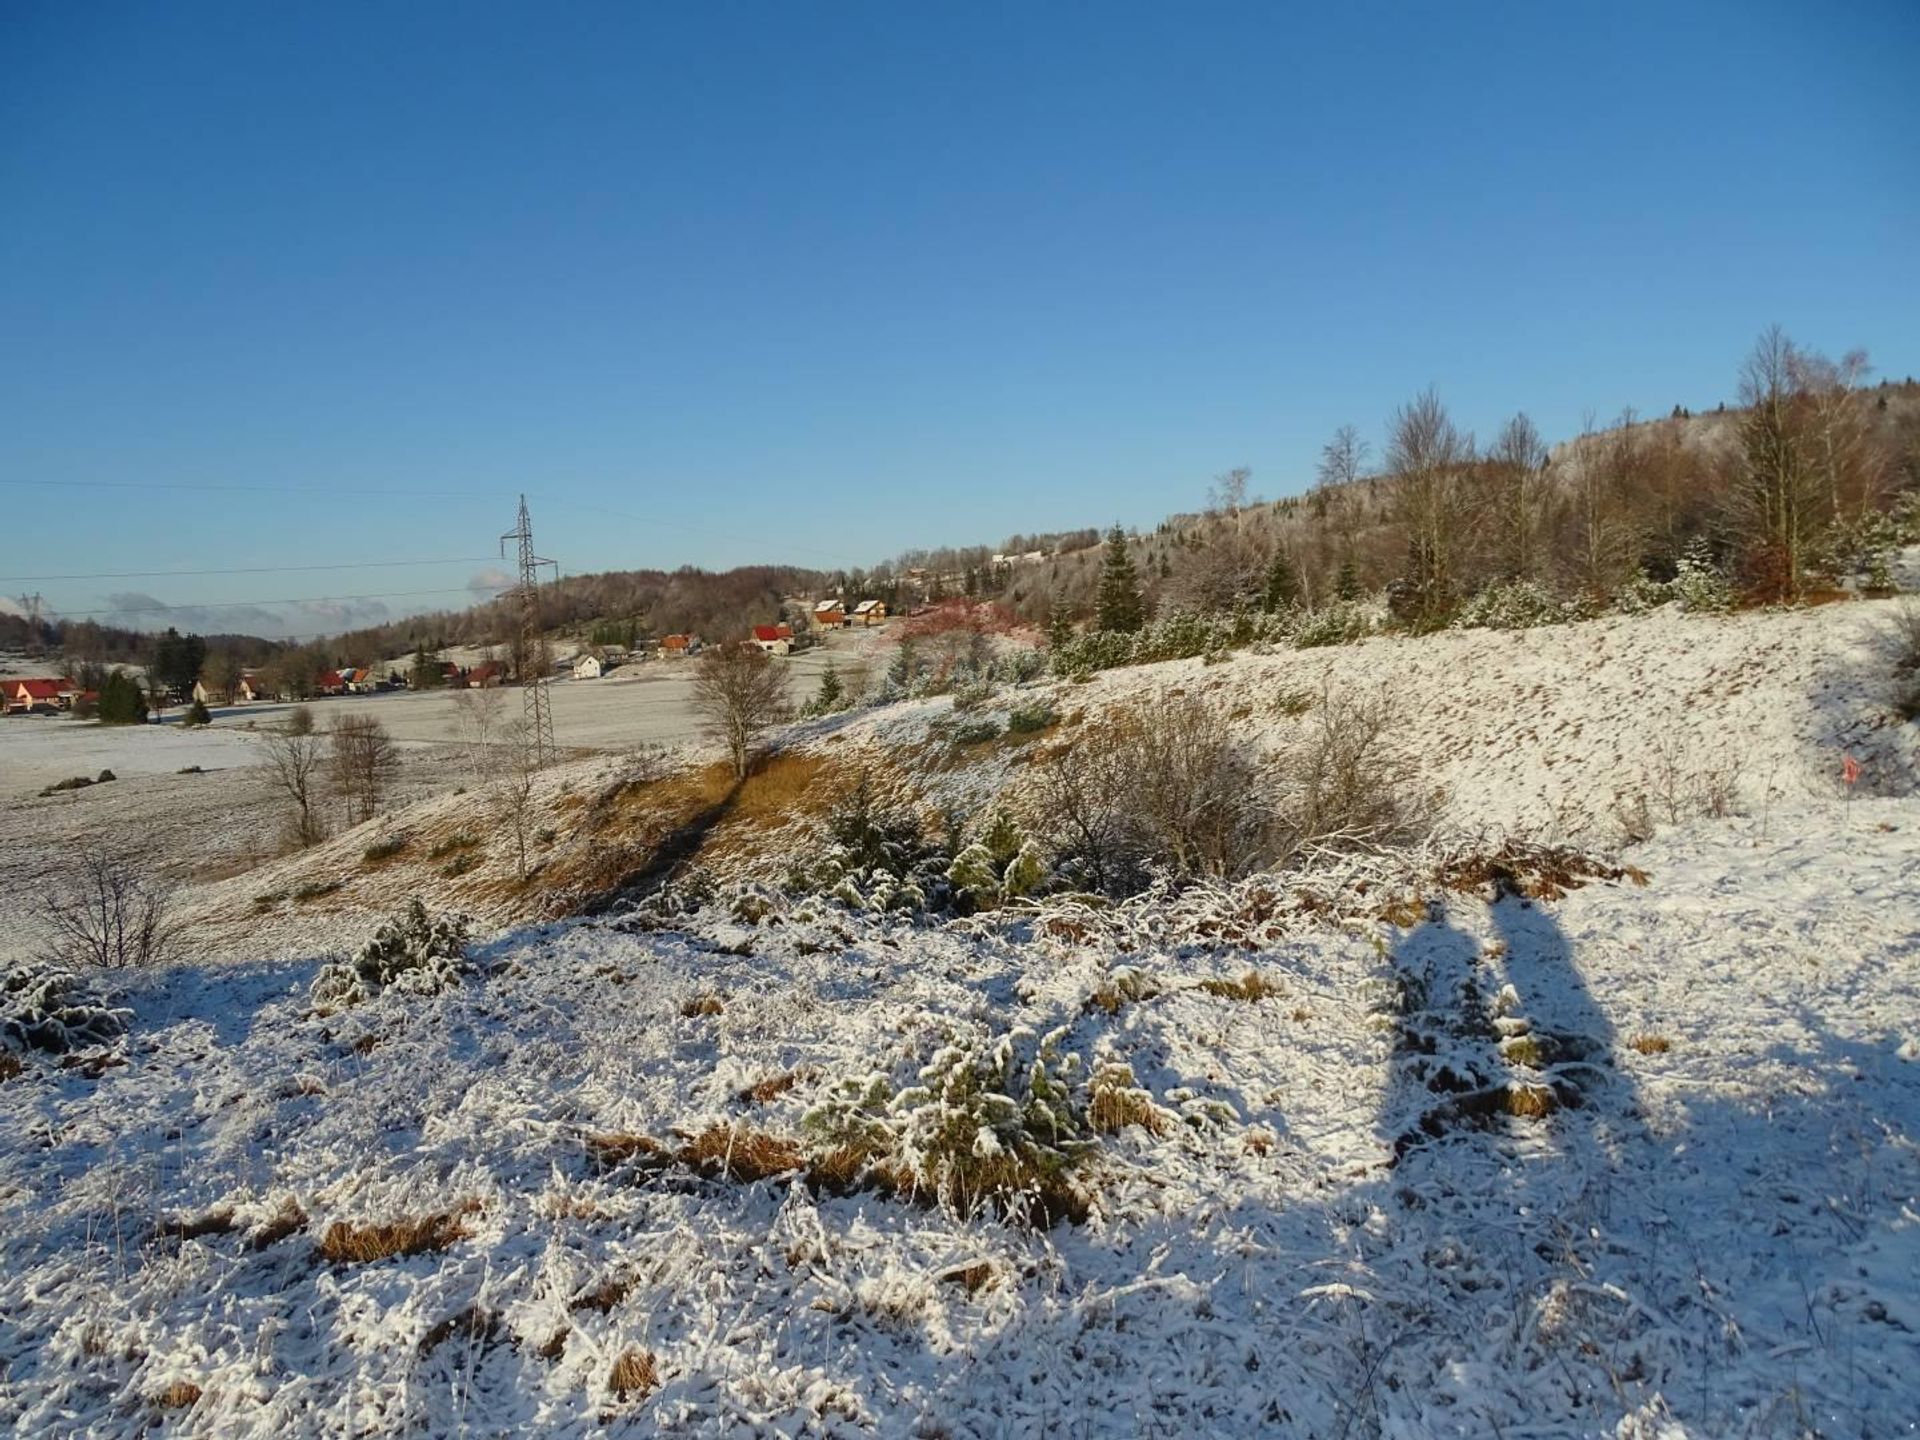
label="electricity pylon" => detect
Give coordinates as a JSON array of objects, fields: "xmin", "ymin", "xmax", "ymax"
[{"xmin": 500, "ymin": 495, "xmax": 558, "ymax": 766}]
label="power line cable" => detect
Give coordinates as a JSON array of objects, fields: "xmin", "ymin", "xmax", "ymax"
[
  {"xmin": 0, "ymin": 478, "xmax": 514, "ymax": 498},
  {"xmin": 50, "ymin": 584, "xmax": 505, "ymax": 619},
  {"xmin": 0, "ymin": 556, "xmax": 498, "ymax": 583}
]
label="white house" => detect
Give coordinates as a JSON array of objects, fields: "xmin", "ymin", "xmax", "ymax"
[{"xmin": 573, "ymin": 654, "xmax": 604, "ymax": 680}]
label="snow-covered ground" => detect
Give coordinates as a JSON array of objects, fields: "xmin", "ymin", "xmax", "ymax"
[
  {"xmin": 2, "ymin": 597, "xmax": 1917, "ymax": 1436},
  {"xmin": 1, "ymin": 800, "xmax": 1915, "ymax": 1436}
]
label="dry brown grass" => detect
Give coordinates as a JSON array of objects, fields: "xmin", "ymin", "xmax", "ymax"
[
  {"xmin": 0, "ymin": 1053, "xmax": 22, "ymax": 1083},
  {"xmin": 1629, "ymin": 1033, "xmax": 1673, "ymax": 1055},
  {"xmin": 1088, "ymin": 1083, "xmax": 1169, "ymax": 1137},
  {"xmin": 937, "ymin": 1260, "xmax": 997, "ymax": 1294},
  {"xmin": 249, "ymin": 1197, "xmax": 307, "ymax": 1250},
  {"xmin": 316, "ymin": 1201, "xmax": 477, "ymax": 1264},
  {"xmin": 1503, "ymin": 1084, "xmax": 1558, "ymax": 1119},
  {"xmin": 149, "ymin": 1381, "xmax": 202, "ymax": 1411},
  {"xmin": 571, "ymin": 1274, "xmax": 634, "ymax": 1314},
  {"xmin": 608, "ymin": 1348, "xmax": 659, "ymax": 1400},
  {"xmin": 738, "ymin": 1067, "xmax": 817, "ymax": 1105},
  {"xmin": 158, "ymin": 1207, "xmax": 236, "ymax": 1243},
  {"xmin": 1195, "ymin": 971, "xmax": 1284, "ymax": 1003},
  {"xmin": 681, "ymin": 1124, "xmax": 806, "ymax": 1183},
  {"xmin": 417, "ymin": 1305, "xmax": 497, "ymax": 1357},
  {"xmin": 585, "ymin": 1131, "xmax": 670, "ymax": 1173},
  {"xmin": 680, "ymin": 994, "xmax": 726, "ymax": 1017}
]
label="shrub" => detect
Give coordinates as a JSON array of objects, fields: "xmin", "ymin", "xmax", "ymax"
[
  {"xmin": 426, "ymin": 832, "xmax": 480, "ymax": 860},
  {"xmin": 1291, "ymin": 601, "xmax": 1374, "ymax": 649},
  {"xmin": 182, "ymin": 699, "xmax": 212, "ymax": 727},
  {"xmin": 948, "ymin": 716, "xmax": 1002, "ymax": 746},
  {"xmin": 3, "ymin": 960, "xmax": 130, "ymax": 1054},
  {"xmin": 803, "ymin": 1024, "xmax": 1095, "ymax": 1222},
  {"xmin": 310, "ymin": 899, "xmax": 471, "ymax": 1009},
  {"xmin": 1006, "ymin": 701, "xmax": 1057, "ymax": 734},
  {"xmin": 805, "ymin": 773, "xmax": 949, "ymax": 913},
  {"xmin": 95, "ymin": 670, "xmax": 147, "ymax": 725},
  {"xmin": 40, "ymin": 848, "xmax": 176, "ymax": 969},
  {"xmin": 1451, "ymin": 579, "xmax": 1580, "ymax": 632},
  {"xmin": 946, "ymin": 809, "xmax": 1050, "ymax": 907},
  {"xmin": 292, "ymin": 878, "xmax": 344, "ymax": 902},
  {"xmin": 1271, "ymin": 686, "xmax": 1426, "ymax": 857},
  {"xmin": 362, "ymin": 835, "xmax": 409, "ymax": 864},
  {"xmin": 1668, "ymin": 539, "xmax": 1734, "ymax": 613}
]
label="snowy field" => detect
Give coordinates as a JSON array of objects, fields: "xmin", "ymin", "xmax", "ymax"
[{"xmin": 0, "ymin": 802, "xmax": 1915, "ymax": 1436}]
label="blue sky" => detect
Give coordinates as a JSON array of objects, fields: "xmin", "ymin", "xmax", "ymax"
[{"xmin": 2, "ymin": 0, "xmax": 1915, "ymax": 637}]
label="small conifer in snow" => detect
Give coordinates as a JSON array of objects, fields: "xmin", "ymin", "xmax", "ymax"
[{"xmin": 311, "ymin": 899, "xmax": 471, "ymax": 1009}]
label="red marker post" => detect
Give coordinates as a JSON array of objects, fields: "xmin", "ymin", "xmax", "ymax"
[{"xmin": 1842, "ymin": 752, "xmax": 1862, "ymax": 829}]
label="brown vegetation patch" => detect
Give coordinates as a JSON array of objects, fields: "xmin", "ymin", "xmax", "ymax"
[
  {"xmin": 249, "ymin": 1198, "xmax": 308, "ymax": 1250},
  {"xmin": 608, "ymin": 1348, "xmax": 659, "ymax": 1400},
  {"xmin": 418, "ymin": 1305, "xmax": 498, "ymax": 1357},
  {"xmin": 585, "ymin": 1132, "xmax": 671, "ymax": 1174},
  {"xmin": 738, "ymin": 1067, "xmax": 817, "ymax": 1105},
  {"xmin": 150, "ymin": 1381, "xmax": 202, "ymax": 1411},
  {"xmin": 1629, "ymin": 1033, "xmax": 1673, "ymax": 1055},
  {"xmin": 1195, "ymin": 971, "xmax": 1284, "ymax": 1003},
  {"xmin": 1436, "ymin": 842, "xmax": 1648, "ymax": 901},
  {"xmin": 158, "ymin": 1207, "xmax": 236, "ymax": 1243},
  {"xmin": 59, "ymin": 1052, "xmax": 126, "ymax": 1078},
  {"xmin": 680, "ymin": 994, "xmax": 725, "ymax": 1017},
  {"xmin": 938, "ymin": 1261, "xmax": 997, "ymax": 1294},
  {"xmin": 681, "ymin": 1124, "xmax": 806, "ymax": 1183},
  {"xmin": 316, "ymin": 1202, "xmax": 477, "ymax": 1264},
  {"xmin": 0, "ymin": 1053, "xmax": 21, "ymax": 1083},
  {"xmin": 1088, "ymin": 1084, "xmax": 1169, "ymax": 1137},
  {"xmin": 571, "ymin": 1275, "xmax": 634, "ymax": 1314}
]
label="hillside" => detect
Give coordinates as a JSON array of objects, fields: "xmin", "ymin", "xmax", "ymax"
[{"xmin": 1, "ymin": 589, "xmax": 1917, "ymax": 1436}]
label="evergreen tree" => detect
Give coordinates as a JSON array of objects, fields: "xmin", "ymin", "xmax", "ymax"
[
  {"xmin": 410, "ymin": 645, "xmax": 443, "ymax": 690},
  {"xmin": 183, "ymin": 698, "xmax": 212, "ymax": 726},
  {"xmin": 814, "ymin": 661, "xmax": 844, "ymax": 711},
  {"xmin": 152, "ymin": 628, "xmax": 207, "ymax": 700},
  {"xmin": 96, "ymin": 669, "xmax": 148, "ymax": 725},
  {"xmin": 1095, "ymin": 526, "xmax": 1144, "ymax": 634},
  {"xmin": 1335, "ymin": 557, "xmax": 1361, "ymax": 602},
  {"xmin": 1045, "ymin": 584, "xmax": 1073, "ymax": 651},
  {"xmin": 1262, "ymin": 550, "xmax": 1299, "ymax": 611},
  {"xmin": 887, "ymin": 638, "xmax": 919, "ymax": 693}
]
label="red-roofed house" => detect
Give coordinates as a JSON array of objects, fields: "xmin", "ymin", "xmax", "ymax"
[
  {"xmin": 812, "ymin": 599, "xmax": 845, "ymax": 629},
  {"xmin": 2, "ymin": 678, "xmax": 62, "ymax": 714},
  {"xmin": 316, "ymin": 670, "xmax": 346, "ymax": 697},
  {"xmin": 466, "ymin": 662, "xmax": 504, "ymax": 689},
  {"xmin": 750, "ymin": 623, "xmax": 793, "ymax": 656},
  {"xmin": 238, "ymin": 673, "xmax": 276, "ymax": 703},
  {"xmin": 657, "ymin": 634, "xmax": 696, "ymax": 659}
]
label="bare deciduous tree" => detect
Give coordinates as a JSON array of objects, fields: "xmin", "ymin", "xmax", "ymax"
[
  {"xmin": 1385, "ymin": 389, "xmax": 1476, "ymax": 620},
  {"xmin": 450, "ymin": 686, "xmax": 507, "ymax": 778},
  {"xmin": 330, "ymin": 713, "xmax": 399, "ymax": 827},
  {"xmin": 1732, "ymin": 326, "xmax": 1827, "ymax": 599},
  {"xmin": 263, "ymin": 705, "xmax": 328, "ymax": 847},
  {"xmin": 1486, "ymin": 413, "xmax": 1550, "ymax": 581},
  {"xmin": 691, "ymin": 642, "xmax": 789, "ymax": 779},
  {"xmin": 492, "ymin": 720, "xmax": 540, "ymax": 881},
  {"xmin": 41, "ymin": 846, "xmax": 176, "ymax": 969}
]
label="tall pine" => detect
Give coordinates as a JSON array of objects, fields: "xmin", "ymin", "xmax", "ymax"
[
  {"xmin": 1095, "ymin": 526, "xmax": 1144, "ymax": 633},
  {"xmin": 1046, "ymin": 583, "xmax": 1073, "ymax": 651}
]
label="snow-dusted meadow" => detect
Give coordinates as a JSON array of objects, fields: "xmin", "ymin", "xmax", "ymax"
[{"xmin": 2, "ymin": 597, "xmax": 1918, "ymax": 1436}]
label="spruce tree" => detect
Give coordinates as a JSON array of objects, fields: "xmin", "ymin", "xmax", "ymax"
[
  {"xmin": 1046, "ymin": 585, "xmax": 1074, "ymax": 651},
  {"xmin": 410, "ymin": 645, "xmax": 442, "ymax": 690},
  {"xmin": 1262, "ymin": 550, "xmax": 1299, "ymax": 612},
  {"xmin": 1095, "ymin": 526, "xmax": 1144, "ymax": 634},
  {"xmin": 815, "ymin": 662, "xmax": 844, "ymax": 711},
  {"xmin": 96, "ymin": 669, "xmax": 148, "ymax": 725},
  {"xmin": 1335, "ymin": 557, "xmax": 1361, "ymax": 602}
]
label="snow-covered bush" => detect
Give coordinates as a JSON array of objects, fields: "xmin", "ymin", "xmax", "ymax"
[
  {"xmin": 2, "ymin": 960, "xmax": 130, "ymax": 1055},
  {"xmin": 1452, "ymin": 579, "xmax": 1581, "ymax": 631},
  {"xmin": 1668, "ymin": 539, "xmax": 1734, "ymax": 612},
  {"xmin": 1290, "ymin": 600, "xmax": 1374, "ymax": 649},
  {"xmin": 805, "ymin": 776, "xmax": 950, "ymax": 914},
  {"xmin": 310, "ymin": 899, "xmax": 471, "ymax": 1009},
  {"xmin": 947, "ymin": 809, "xmax": 1050, "ymax": 907},
  {"xmin": 1006, "ymin": 700, "xmax": 1056, "ymax": 734},
  {"xmin": 1611, "ymin": 569, "xmax": 1672, "ymax": 616},
  {"xmin": 990, "ymin": 647, "xmax": 1047, "ymax": 685},
  {"xmin": 803, "ymin": 1024, "xmax": 1096, "ymax": 1220}
]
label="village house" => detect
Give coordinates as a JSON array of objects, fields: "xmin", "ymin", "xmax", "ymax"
[
  {"xmin": 316, "ymin": 670, "xmax": 347, "ymax": 697},
  {"xmin": 573, "ymin": 653, "xmax": 606, "ymax": 679},
  {"xmin": 2, "ymin": 677, "xmax": 63, "ymax": 714},
  {"xmin": 657, "ymin": 634, "xmax": 697, "ymax": 660},
  {"xmin": 812, "ymin": 599, "xmax": 845, "ymax": 629},
  {"xmin": 852, "ymin": 599, "xmax": 888, "ymax": 626},
  {"xmin": 750, "ymin": 623, "xmax": 793, "ymax": 656},
  {"xmin": 466, "ymin": 661, "xmax": 505, "ymax": 688},
  {"xmin": 237, "ymin": 673, "xmax": 276, "ymax": 703},
  {"xmin": 341, "ymin": 667, "xmax": 377, "ymax": 693}
]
